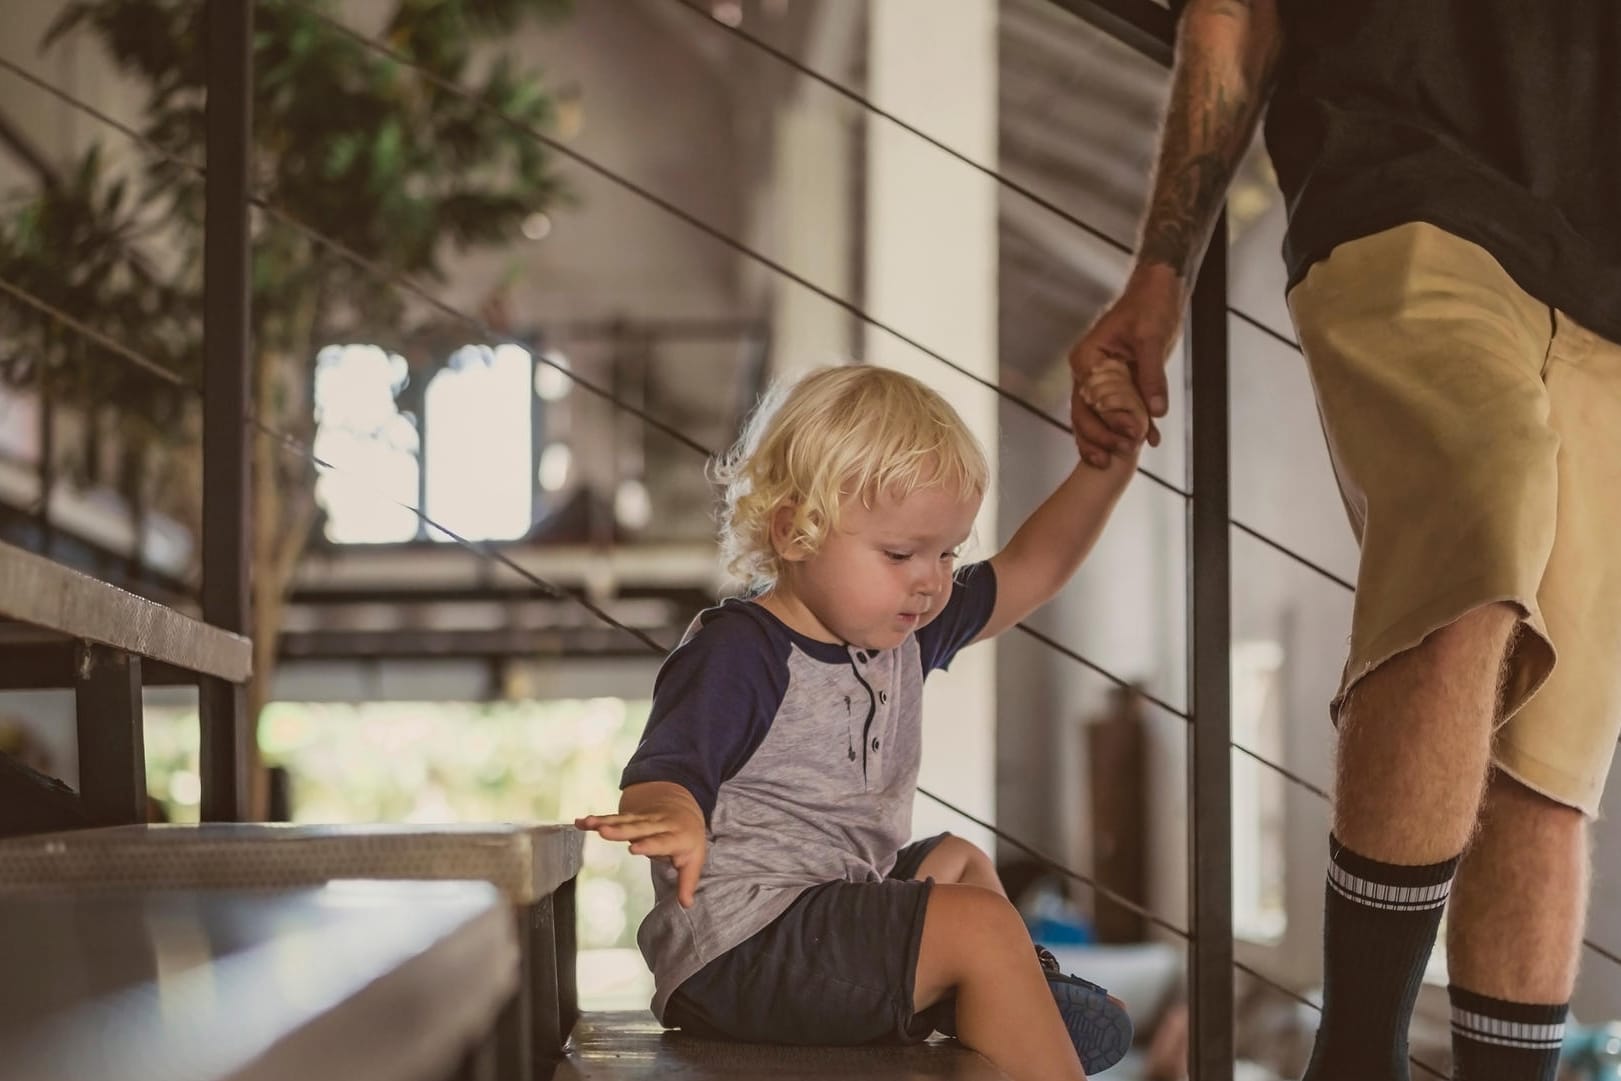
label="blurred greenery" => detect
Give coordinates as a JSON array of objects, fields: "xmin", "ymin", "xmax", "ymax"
[{"xmin": 145, "ymin": 696, "xmax": 652, "ymax": 954}]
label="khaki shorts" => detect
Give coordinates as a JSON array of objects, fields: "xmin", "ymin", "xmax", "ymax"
[{"xmin": 1290, "ymin": 222, "xmax": 1621, "ymax": 817}]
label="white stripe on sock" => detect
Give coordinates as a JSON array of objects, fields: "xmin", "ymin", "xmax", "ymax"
[
  {"xmin": 1328, "ymin": 863, "xmax": 1451, "ymax": 910},
  {"xmin": 1452, "ymin": 1008, "xmax": 1565, "ymax": 1050},
  {"xmin": 1452, "ymin": 1025, "xmax": 1564, "ymax": 1050}
]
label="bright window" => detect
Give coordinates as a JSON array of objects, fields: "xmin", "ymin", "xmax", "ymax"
[
  {"xmin": 312, "ymin": 344, "xmax": 420, "ymax": 543},
  {"xmin": 424, "ymin": 344, "xmax": 533, "ymax": 542}
]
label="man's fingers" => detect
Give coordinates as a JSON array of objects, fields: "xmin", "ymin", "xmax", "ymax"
[
  {"xmin": 1135, "ymin": 356, "xmax": 1170, "ymax": 417},
  {"xmin": 1083, "ymin": 379, "xmax": 1149, "ymax": 443},
  {"xmin": 1101, "ymin": 410, "xmax": 1148, "ymax": 443}
]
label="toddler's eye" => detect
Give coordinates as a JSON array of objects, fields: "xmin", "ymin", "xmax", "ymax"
[{"xmin": 884, "ymin": 550, "xmax": 911, "ymax": 562}]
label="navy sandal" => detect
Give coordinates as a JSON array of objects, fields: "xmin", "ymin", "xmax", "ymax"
[
  {"xmin": 1036, "ymin": 945, "xmax": 1134, "ymax": 1074},
  {"xmin": 931, "ymin": 944, "xmax": 1134, "ymax": 1073}
]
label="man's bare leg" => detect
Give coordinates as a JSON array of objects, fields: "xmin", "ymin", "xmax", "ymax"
[
  {"xmin": 1303, "ymin": 603, "xmax": 1518, "ymax": 1081},
  {"xmin": 1333, "ymin": 604, "xmax": 1519, "ymax": 859},
  {"xmin": 1445, "ymin": 771, "xmax": 1585, "ymax": 1076}
]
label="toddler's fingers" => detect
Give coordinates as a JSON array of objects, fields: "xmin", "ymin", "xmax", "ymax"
[
  {"xmin": 595, "ymin": 819, "xmax": 680, "ymax": 843},
  {"xmin": 574, "ymin": 814, "xmax": 625, "ymax": 833},
  {"xmin": 628, "ymin": 832, "xmax": 692, "ymax": 858},
  {"xmin": 675, "ymin": 852, "xmax": 704, "ymax": 908},
  {"xmin": 1094, "ymin": 389, "xmax": 1146, "ymax": 415}
]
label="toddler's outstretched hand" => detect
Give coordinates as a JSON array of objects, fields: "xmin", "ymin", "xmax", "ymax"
[{"xmin": 577, "ymin": 804, "xmax": 708, "ymax": 908}]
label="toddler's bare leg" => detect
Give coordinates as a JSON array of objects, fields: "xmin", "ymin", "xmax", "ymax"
[{"xmin": 913, "ymin": 883, "xmax": 1087, "ymax": 1081}]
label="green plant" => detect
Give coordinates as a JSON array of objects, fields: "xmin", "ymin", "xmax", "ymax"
[{"xmin": 0, "ymin": 0, "xmax": 571, "ymax": 805}]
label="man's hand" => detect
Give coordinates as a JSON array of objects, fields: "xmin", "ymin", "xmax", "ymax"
[
  {"xmin": 1078, "ymin": 356, "xmax": 1151, "ymax": 451},
  {"xmin": 1067, "ymin": 267, "xmax": 1184, "ymax": 467},
  {"xmin": 577, "ymin": 802, "xmax": 708, "ymax": 908}
]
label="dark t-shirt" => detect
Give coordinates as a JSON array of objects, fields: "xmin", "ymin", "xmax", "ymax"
[{"xmin": 1263, "ymin": 1, "xmax": 1621, "ymax": 344}]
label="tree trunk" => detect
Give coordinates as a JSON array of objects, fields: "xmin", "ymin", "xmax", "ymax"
[{"xmin": 246, "ymin": 344, "xmax": 318, "ymax": 819}]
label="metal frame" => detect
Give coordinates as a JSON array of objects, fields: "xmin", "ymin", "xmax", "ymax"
[
  {"xmin": 200, "ymin": 0, "xmax": 255, "ymax": 823},
  {"xmin": 1187, "ymin": 219, "xmax": 1234, "ymax": 1081},
  {"xmin": 0, "ymin": 543, "xmax": 250, "ymax": 679},
  {"xmin": 0, "ymin": 540, "xmax": 250, "ymax": 824},
  {"xmin": 0, "ymin": 638, "xmax": 204, "ymax": 691},
  {"xmin": 1036, "ymin": 3, "xmax": 1234, "ymax": 1074},
  {"xmin": 73, "ymin": 643, "xmax": 147, "ymax": 825},
  {"xmin": 1026, "ymin": 1, "xmax": 1236, "ymax": 1073},
  {"xmin": 275, "ymin": 627, "xmax": 674, "ymax": 664}
]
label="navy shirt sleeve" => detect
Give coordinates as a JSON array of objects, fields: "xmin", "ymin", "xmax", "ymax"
[
  {"xmin": 916, "ymin": 561, "xmax": 999, "ymax": 674},
  {"xmin": 619, "ymin": 605, "xmax": 790, "ymax": 822}
]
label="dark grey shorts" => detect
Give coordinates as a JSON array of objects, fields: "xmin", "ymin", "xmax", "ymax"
[{"xmin": 665, "ymin": 834, "xmax": 950, "ymax": 1046}]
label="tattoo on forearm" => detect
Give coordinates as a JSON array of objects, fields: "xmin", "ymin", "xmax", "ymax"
[{"xmin": 1137, "ymin": 9, "xmax": 1280, "ymax": 280}]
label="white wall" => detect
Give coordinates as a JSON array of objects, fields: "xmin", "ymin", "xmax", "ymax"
[
  {"xmin": 864, "ymin": 0, "xmax": 1000, "ymax": 854},
  {"xmin": 767, "ymin": 97, "xmax": 856, "ymax": 380}
]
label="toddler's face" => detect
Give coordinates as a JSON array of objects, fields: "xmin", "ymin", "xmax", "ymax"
[{"xmin": 789, "ymin": 484, "xmax": 981, "ymax": 652}]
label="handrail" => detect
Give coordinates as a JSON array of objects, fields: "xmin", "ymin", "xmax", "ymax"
[{"xmin": 0, "ymin": 540, "xmax": 251, "ymax": 683}]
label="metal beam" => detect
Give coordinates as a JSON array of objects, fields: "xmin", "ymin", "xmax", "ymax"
[
  {"xmin": 0, "ymin": 541, "xmax": 250, "ymax": 680},
  {"xmin": 291, "ymin": 541, "xmax": 723, "ymax": 594},
  {"xmin": 276, "ymin": 627, "xmax": 672, "ymax": 663},
  {"xmin": 285, "ymin": 584, "xmax": 711, "ymax": 608},
  {"xmin": 200, "ymin": 0, "xmax": 254, "ymax": 823},
  {"xmin": 1187, "ymin": 217, "xmax": 1234, "ymax": 1081},
  {"xmin": 0, "ymin": 637, "xmax": 203, "ymax": 691},
  {"xmin": 1041, "ymin": 0, "xmax": 1176, "ymax": 67},
  {"xmin": 73, "ymin": 643, "xmax": 146, "ymax": 825}
]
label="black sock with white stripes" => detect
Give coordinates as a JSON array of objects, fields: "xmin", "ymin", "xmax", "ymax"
[
  {"xmin": 1301, "ymin": 835, "xmax": 1460, "ymax": 1081},
  {"xmin": 1450, "ymin": 987, "xmax": 1567, "ymax": 1081}
]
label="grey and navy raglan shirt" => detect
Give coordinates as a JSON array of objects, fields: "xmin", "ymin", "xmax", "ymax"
[{"xmin": 622, "ymin": 561, "xmax": 998, "ymax": 1022}]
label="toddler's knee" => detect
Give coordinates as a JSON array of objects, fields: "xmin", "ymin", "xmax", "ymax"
[
  {"xmin": 936, "ymin": 833, "xmax": 995, "ymax": 872},
  {"xmin": 944, "ymin": 883, "xmax": 1027, "ymax": 948}
]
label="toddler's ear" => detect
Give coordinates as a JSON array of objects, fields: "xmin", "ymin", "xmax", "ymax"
[{"xmin": 770, "ymin": 502, "xmax": 814, "ymax": 563}]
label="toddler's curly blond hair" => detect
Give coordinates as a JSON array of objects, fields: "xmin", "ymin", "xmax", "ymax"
[{"xmin": 714, "ymin": 365, "xmax": 988, "ymax": 590}]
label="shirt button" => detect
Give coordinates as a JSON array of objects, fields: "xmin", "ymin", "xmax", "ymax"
[
  {"xmin": 878, "ymin": 691, "xmax": 888, "ymax": 704},
  {"xmin": 871, "ymin": 738, "xmax": 880, "ymax": 751}
]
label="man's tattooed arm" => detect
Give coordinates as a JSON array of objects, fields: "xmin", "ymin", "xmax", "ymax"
[{"xmin": 1136, "ymin": 0, "xmax": 1284, "ymax": 283}]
